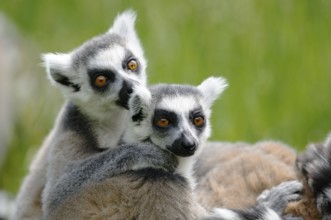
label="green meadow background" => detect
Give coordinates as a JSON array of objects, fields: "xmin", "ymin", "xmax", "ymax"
[{"xmin": 1, "ymin": 0, "xmax": 331, "ymax": 194}]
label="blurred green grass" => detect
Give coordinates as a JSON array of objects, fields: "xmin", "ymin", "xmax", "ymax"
[{"xmin": 1, "ymin": 0, "xmax": 331, "ymax": 193}]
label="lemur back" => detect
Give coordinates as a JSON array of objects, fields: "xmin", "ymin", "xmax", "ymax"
[
  {"xmin": 44, "ymin": 78, "xmax": 303, "ymax": 220},
  {"xmin": 194, "ymin": 141, "xmax": 297, "ymax": 209},
  {"xmin": 14, "ymin": 10, "xmax": 147, "ymax": 219}
]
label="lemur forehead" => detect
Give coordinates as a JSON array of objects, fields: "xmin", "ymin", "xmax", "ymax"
[
  {"xmin": 87, "ymin": 45, "xmax": 127, "ymax": 69},
  {"xmin": 158, "ymin": 96, "xmax": 202, "ymax": 115},
  {"xmin": 149, "ymin": 84, "xmax": 202, "ymax": 100},
  {"xmin": 149, "ymin": 84, "xmax": 203, "ymax": 114},
  {"xmin": 72, "ymin": 33, "xmax": 125, "ymax": 69}
]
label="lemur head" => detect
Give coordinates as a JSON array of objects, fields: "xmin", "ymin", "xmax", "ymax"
[
  {"xmin": 42, "ymin": 10, "xmax": 146, "ymax": 118},
  {"xmin": 124, "ymin": 77, "xmax": 227, "ymax": 157}
]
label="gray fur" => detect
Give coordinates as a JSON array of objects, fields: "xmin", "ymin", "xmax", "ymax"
[
  {"xmin": 72, "ymin": 33, "xmax": 124, "ymax": 69},
  {"xmin": 46, "ymin": 142, "xmax": 178, "ymax": 214},
  {"xmin": 14, "ymin": 10, "xmax": 147, "ymax": 219},
  {"xmin": 257, "ymin": 181, "xmax": 303, "ymax": 215}
]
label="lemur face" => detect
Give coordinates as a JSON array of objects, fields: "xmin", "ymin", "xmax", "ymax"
[
  {"xmin": 150, "ymin": 93, "xmax": 207, "ymax": 157},
  {"xmin": 126, "ymin": 77, "xmax": 228, "ymax": 158},
  {"xmin": 42, "ymin": 11, "xmax": 147, "ymax": 115}
]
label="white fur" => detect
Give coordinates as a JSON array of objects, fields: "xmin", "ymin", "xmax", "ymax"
[
  {"xmin": 261, "ymin": 208, "xmax": 282, "ymax": 220},
  {"xmin": 129, "ymin": 84, "xmax": 152, "ymax": 114},
  {"xmin": 122, "ymin": 84, "xmax": 152, "ymax": 143},
  {"xmin": 212, "ymin": 208, "xmax": 241, "ymax": 220},
  {"xmin": 93, "ymin": 110, "xmax": 128, "ymax": 149},
  {"xmin": 176, "ymin": 157, "xmax": 197, "ymax": 189},
  {"xmin": 42, "ymin": 52, "xmax": 92, "ymax": 103},
  {"xmin": 42, "ymin": 53, "xmax": 73, "ymax": 85},
  {"xmin": 128, "ymin": 84, "xmax": 152, "ymax": 124},
  {"xmin": 88, "ymin": 45, "xmax": 126, "ymax": 70},
  {"xmin": 159, "ymin": 96, "xmax": 200, "ymax": 113},
  {"xmin": 325, "ymin": 133, "xmax": 331, "ymax": 149},
  {"xmin": 109, "ymin": 10, "xmax": 137, "ymax": 39}
]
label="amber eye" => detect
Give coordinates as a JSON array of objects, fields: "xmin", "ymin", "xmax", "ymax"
[
  {"xmin": 94, "ymin": 75, "xmax": 108, "ymax": 87},
  {"xmin": 156, "ymin": 118, "xmax": 169, "ymax": 128},
  {"xmin": 193, "ymin": 116, "xmax": 205, "ymax": 127},
  {"xmin": 127, "ymin": 59, "xmax": 138, "ymax": 72}
]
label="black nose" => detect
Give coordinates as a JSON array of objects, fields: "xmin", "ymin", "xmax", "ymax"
[
  {"xmin": 116, "ymin": 80, "xmax": 134, "ymax": 110},
  {"xmin": 182, "ymin": 140, "xmax": 196, "ymax": 151},
  {"xmin": 167, "ymin": 135, "xmax": 197, "ymax": 157}
]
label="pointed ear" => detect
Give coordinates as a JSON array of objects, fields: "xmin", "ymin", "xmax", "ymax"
[
  {"xmin": 198, "ymin": 77, "xmax": 228, "ymax": 107},
  {"xmin": 108, "ymin": 10, "xmax": 137, "ymax": 41},
  {"xmin": 128, "ymin": 84, "xmax": 151, "ymax": 123},
  {"xmin": 42, "ymin": 53, "xmax": 80, "ymax": 92}
]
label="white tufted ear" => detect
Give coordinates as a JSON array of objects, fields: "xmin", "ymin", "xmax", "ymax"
[
  {"xmin": 42, "ymin": 53, "xmax": 80, "ymax": 92},
  {"xmin": 198, "ymin": 77, "xmax": 228, "ymax": 107},
  {"xmin": 108, "ymin": 10, "xmax": 137, "ymax": 41}
]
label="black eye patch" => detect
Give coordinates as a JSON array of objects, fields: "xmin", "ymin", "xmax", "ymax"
[
  {"xmin": 152, "ymin": 109, "xmax": 178, "ymax": 129},
  {"xmin": 88, "ymin": 69, "xmax": 116, "ymax": 92}
]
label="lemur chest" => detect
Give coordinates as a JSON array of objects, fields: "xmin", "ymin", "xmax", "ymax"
[{"xmin": 95, "ymin": 123, "xmax": 126, "ymax": 149}]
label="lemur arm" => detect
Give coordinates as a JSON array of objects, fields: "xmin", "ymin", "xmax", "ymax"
[
  {"xmin": 90, "ymin": 142, "xmax": 178, "ymax": 180},
  {"xmin": 44, "ymin": 142, "xmax": 178, "ymax": 215}
]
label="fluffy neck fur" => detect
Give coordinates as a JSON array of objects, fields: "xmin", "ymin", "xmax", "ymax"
[{"xmin": 59, "ymin": 100, "xmax": 128, "ymax": 150}]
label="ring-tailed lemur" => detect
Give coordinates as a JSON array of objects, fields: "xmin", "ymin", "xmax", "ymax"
[
  {"xmin": 14, "ymin": 10, "xmax": 148, "ymax": 219},
  {"xmin": 43, "ymin": 77, "xmax": 303, "ymax": 220},
  {"xmin": 194, "ymin": 135, "xmax": 331, "ymax": 219}
]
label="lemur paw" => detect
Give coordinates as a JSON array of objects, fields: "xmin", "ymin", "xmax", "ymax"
[
  {"xmin": 257, "ymin": 181, "xmax": 303, "ymax": 214},
  {"xmin": 131, "ymin": 143, "xmax": 178, "ymax": 173}
]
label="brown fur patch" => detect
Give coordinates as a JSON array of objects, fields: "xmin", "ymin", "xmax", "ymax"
[{"xmin": 195, "ymin": 141, "xmax": 297, "ymax": 209}]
